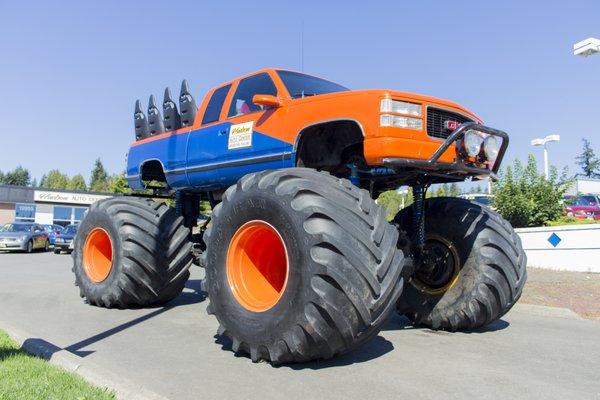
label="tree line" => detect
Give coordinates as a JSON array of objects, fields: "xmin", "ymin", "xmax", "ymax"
[{"xmin": 0, "ymin": 158, "xmax": 130, "ymax": 194}]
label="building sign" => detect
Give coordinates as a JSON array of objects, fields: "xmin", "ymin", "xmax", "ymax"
[{"xmin": 34, "ymin": 190, "xmax": 111, "ymax": 205}]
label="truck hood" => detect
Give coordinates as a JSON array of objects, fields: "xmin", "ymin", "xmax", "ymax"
[{"xmin": 286, "ymin": 89, "xmax": 482, "ymax": 122}]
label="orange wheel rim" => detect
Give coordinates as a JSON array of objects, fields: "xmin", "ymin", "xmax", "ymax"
[
  {"xmin": 226, "ymin": 220, "xmax": 289, "ymax": 312},
  {"xmin": 83, "ymin": 228, "xmax": 113, "ymax": 283}
]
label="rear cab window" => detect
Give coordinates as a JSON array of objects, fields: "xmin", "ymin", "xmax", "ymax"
[
  {"xmin": 202, "ymin": 84, "xmax": 232, "ymax": 125},
  {"xmin": 228, "ymin": 73, "xmax": 277, "ymax": 117}
]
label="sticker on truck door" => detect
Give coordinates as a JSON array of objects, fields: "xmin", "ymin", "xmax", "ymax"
[{"xmin": 228, "ymin": 121, "xmax": 253, "ymax": 149}]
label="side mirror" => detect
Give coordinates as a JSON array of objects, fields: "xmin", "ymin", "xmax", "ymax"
[{"xmin": 252, "ymin": 94, "xmax": 281, "ymax": 108}]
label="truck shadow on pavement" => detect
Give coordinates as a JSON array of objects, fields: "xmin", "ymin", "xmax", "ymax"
[
  {"xmin": 214, "ymin": 311, "xmax": 510, "ymax": 369},
  {"xmin": 214, "ymin": 334, "xmax": 395, "ymax": 370},
  {"xmin": 382, "ymin": 313, "xmax": 510, "ymax": 334},
  {"xmin": 21, "ymin": 279, "xmax": 206, "ymax": 359}
]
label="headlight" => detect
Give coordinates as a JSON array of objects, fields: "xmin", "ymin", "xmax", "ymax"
[
  {"xmin": 20, "ymin": 235, "xmax": 28, "ymax": 241},
  {"xmin": 56, "ymin": 238, "xmax": 63, "ymax": 243},
  {"xmin": 380, "ymin": 99, "xmax": 421, "ymax": 116},
  {"xmin": 380, "ymin": 114, "xmax": 423, "ymax": 130},
  {"xmin": 484, "ymin": 136, "xmax": 500, "ymax": 161},
  {"xmin": 464, "ymin": 130, "xmax": 484, "ymax": 157}
]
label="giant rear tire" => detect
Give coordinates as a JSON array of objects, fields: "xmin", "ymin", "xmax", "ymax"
[
  {"xmin": 394, "ymin": 197, "xmax": 527, "ymax": 331},
  {"xmin": 203, "ymin": 168, "xmax": 405, "ymax": 364},
  {"xmin": 73, "ymin": 197, "xmax": 192, "ymax": 308}
]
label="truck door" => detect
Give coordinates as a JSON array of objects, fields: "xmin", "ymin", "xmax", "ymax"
[
  {"xmin": 185, "ymin": 84, "xmax": 231, "ymax": 189},
  {"xmin": 186, "ymin": 73, "xmax": 291, "ymax": 189}
]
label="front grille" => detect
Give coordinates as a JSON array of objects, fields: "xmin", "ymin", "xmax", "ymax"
[{"xmin": 426, "ymin": 107, "xmax": 473, "ymax": 139}]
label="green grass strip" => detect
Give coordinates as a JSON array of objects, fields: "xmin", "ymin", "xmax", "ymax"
[{"xmin": 0, "ymin": 330, "xmax": 115, "ymax": 400}]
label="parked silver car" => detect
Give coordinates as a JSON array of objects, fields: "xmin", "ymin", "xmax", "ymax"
[{"xmin": 0, "ymin": 222, "xmax": 49, "ymax": 252}]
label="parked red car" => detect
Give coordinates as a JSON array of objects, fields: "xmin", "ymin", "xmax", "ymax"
[{"xmin": 565, "ymin": 194, "xmax": 600, "ymax": 220}]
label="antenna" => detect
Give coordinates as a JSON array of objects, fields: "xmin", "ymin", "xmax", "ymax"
[{"xmin": 300, "ymin": 20, "xmax": 304, "ymax": 72}]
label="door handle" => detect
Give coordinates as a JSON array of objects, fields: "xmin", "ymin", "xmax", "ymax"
[{"xmin": 218, "ymin": 129, "xmax": 228, "ymax": 136}]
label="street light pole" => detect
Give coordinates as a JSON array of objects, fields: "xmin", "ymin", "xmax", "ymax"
[
  {"xmin": 531, "ymin": 135, "xmax": 560, "ymax": 179},
  {"xmin": 543, "ymin": 143, "xmax": 549, "ymax": 179}
]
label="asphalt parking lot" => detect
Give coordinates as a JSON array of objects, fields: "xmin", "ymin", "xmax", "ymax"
[{"xmin": 1, "ymin": 251, "xmax": 599, "ymax": 400}]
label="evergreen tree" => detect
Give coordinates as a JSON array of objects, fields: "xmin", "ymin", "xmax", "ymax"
[
  {"xmin": 0, "ymin": 170, "xmax": 4, "ymax": 184},
  {"xmin": 39, "ymin": 174, "xmax": 47, "ymax": 187},
  {"xmin": 449, "ymin": 183, "xmax": 461, "ymax": 197},
  {"xmin": 68, "ymin": 174, "xmax": 87, "ymax": 191},
  {"xmin": 575, "ymin": 138, "xmax": 600, "ymax": 178},
  {"xmin": 90, "ymin": 158, "xmax": 109, "ymax": 192},
  {"xmin": 3, "ymin": 166, "xmax": 30, "ymax": 186}
]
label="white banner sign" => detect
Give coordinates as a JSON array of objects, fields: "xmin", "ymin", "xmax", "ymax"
[
  {"xmin": 34, "ymin": 190, "xmax": 111, "ymax": 205},
  {"xmin": 228, "ymin": 121, "xmax": 253, "ymax": 149}
]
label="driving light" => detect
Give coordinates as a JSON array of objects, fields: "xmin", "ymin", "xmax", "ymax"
[
  {"xmin": 380, "ymin": 99, "xmax": 422, "ymax": 116},
  {"xmin": 380, "ymin": 114, "xmax": 423, "ymax": 130},
  {"xmin": 484, "ymin": 135, "xmax": 500, "ymax": 162},
  {"xmin": 464, "ymin": 130, "xmax": 484, "ymax": 157}
]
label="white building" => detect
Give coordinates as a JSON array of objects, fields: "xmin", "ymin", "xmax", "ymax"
[
  {"xmin": 0, "ymin": 185, "xmax": 112, "ymax": 226},
  {"xmin": 565, "ymin": 178, "xmax": 600, "ymax": 196}
]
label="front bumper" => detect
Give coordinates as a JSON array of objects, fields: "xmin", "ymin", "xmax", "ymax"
[
  {"xmin": 54, "ymin": 239, "xmax": 74, "ymax": 250},
  {"xmin": 0, "ymin": 240, "xmax": 27, "ymax": 251},
  {"xmin": 382, "ymin": 122, "xmax": 508, "ymax": 182}
]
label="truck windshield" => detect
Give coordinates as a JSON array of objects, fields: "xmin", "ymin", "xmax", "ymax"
[{"xmin": 277, "ymin": 70, "xmax": 349, "ymax": 99}]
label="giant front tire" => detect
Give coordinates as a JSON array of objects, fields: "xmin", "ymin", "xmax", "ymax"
[
  {"xmin": 73, "ymin": 197, "xmax": 192, "ymax": 308},
  {"xmin": 203, "ymin": 168, "xmax": 405, "ymax": 364},
  {"xmin": 394, "ymin": 197, "xmax": 527, "ymax": 331}
]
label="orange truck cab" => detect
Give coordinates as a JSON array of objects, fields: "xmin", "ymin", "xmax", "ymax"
[{"xmin": 127, "ymin": 68, "xmax": 508, "ymax": 198}]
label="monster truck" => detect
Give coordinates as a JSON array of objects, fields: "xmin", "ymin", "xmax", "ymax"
[{"xmin": 72, "ymin": 69, "xmax": 526, "ymax": 363}]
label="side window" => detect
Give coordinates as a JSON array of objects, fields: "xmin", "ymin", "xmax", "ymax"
[
  {"xmin": 228, "ymin": 73, "xmax": 277, "ymax": 117},
  {"xmin": 202, "ymin": 84, "xmax": 231, "ymax": 125}
]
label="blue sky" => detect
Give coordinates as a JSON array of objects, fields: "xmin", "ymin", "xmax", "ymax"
[{"xmin": 0, "ymin": 1, "xmax": 599, "ymax": 184}]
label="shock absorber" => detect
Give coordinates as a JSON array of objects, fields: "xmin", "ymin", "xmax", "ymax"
[
  {"xmin": 348, "ymin": 163, "xmax": 360, "ymax": 186},
  {"xmin": 175, "ymin": 191, "xmax": 200, "ymax": 229},
  {"xmin": 412, "ymin": 185, "xmax": 426, "ymax": 253},
  {"xmin": 175, "ymin": 190, "xmax": 183, "ymax": 217}
]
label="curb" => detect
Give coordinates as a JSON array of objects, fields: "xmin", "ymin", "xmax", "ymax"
[{"xmin": 0, "ymin": 321, "xmax": 171, "ymax": 400}]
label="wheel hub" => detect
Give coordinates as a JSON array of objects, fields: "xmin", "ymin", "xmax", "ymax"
[
  {"xmin": 83, "ymin": 228, "xmax": 113, "ymax": 283},
  {"xmin": 412, "ymin": 236, "xmax": 460, "ymax": 295},
  {"xmin": 226, "ymin": 220, "xmax": 289, "ymax": 312}
]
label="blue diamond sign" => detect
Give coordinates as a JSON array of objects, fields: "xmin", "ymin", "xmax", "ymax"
[{"xmin": 548, "ymin": 233, "xmax": 561, "ymax": 247}]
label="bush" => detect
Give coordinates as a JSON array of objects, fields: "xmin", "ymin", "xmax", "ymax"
[
  {"xmin": 493, "ymin": 155, "xmax": 570, "ymax": 228},
  {"xmin": 377, "ymin": 189, "xmax": 413, "ymax": 221}
]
